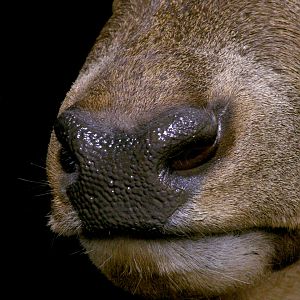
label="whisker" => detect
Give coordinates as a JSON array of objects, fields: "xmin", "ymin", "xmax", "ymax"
[
  {"xmin": 17, "ymin": 177, "xmax": 49, "ymax": 186},
  {"xmin": 167, "ymin": 275, "xmax": 181, "ymax": 292},
  {"xmin": 133, "ymin": 276, "xmax": 142, "ymax": 295},
  {"xmin": 49, "ymin": 234, "xmax": 60, "ymax": 248},
  {"xmin": 83, "ymin": 248, "xmax": 98, "ymax": 255},
  {"xmin": 70, "ymin": 248, "xmax": 87, "ymax": 256},
  {"xmin": 30, "ymin": 162, "xmax": 47, "ymax": 170},
  {"xmin": 99, "ymin": 255, "xmax": 113, "ymax": 269},
  {"xmin": 208, "ymin": 268, "xmax": 250, "ymax": 285},
  {"xmin": 133, "ymin": 257, "xmax": 142, "ymax": 274},
  {"xmin": 33, "ymin": 191, "xmax": 53, "ymax": 197}
]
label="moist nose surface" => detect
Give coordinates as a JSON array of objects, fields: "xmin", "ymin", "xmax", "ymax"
[{"xmin": 54, "ymin": 107, "xmax": 218, "ymax": 235}]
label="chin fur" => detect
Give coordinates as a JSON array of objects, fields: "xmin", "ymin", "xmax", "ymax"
[{"xmin": 80, "ymin": 231, "xmax": 283, "ymax": 299}]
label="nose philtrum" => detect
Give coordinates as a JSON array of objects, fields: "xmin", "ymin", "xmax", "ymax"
[{"xmin": 54, "ymin": 107, "xmax": 217, "ymax": 235}]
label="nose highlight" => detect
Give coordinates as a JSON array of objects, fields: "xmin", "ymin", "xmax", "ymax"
[{"xmin": 54, "ymin": 107, "xmax": 218, "ymax": 236}]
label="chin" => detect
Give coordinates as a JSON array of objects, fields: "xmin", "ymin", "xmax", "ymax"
[{"xmin": 80, "ymin": 230, "xmax": 290, "ymax": 299}]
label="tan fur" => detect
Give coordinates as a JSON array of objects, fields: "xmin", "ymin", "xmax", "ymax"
[{"xmin": 47, "ymin": 0, "xmax": 300, "ymax": 299}]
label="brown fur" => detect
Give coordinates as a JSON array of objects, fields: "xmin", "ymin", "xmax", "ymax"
[{"xmin": 47, "ymin": 0, "xmax": 300, "ymax": 299}]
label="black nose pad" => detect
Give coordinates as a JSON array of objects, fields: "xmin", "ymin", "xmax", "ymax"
[{"xmin": 54, "ymin": 107, "xmax": 218, "ymax": 236}]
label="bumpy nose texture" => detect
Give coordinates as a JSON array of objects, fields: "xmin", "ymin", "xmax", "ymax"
[{"xmin": 54, "ymin": 107, "xmax": 218, "ymax": 235}]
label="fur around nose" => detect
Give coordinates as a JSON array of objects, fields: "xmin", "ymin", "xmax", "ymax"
[{"xmin": 54, "ymin": 106, "xmax": 218, "ymax": 235}]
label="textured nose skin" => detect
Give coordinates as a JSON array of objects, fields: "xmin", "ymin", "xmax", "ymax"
[{"xmin": 54, "ymin": 107, "xmax": 217, "ymax": 235}]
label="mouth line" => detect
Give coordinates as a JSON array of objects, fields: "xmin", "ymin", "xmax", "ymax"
[{"xmin": 80, "ymin": 226, "xmax": 294, "ymax": 241}]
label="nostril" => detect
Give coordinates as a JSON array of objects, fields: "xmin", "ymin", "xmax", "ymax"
[
  {"xmin": 53, "ymin": 109, "xmax": 81, "ymax": 174},
  {"xmin": 156, "ymin": 108, "xmax": 219, "ymax": 173},
  {"xmin": 59, "ymin": 146, "xmax": 78, "ymax": 174},
  {"xmin": 168, "ymin": 135, "xmax": 218, "ymax": 171}
]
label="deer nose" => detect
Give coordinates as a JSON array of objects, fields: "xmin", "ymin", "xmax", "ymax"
[{"xmin": 54, "ymin": 106, "xmax": 218, "ymax": 236}]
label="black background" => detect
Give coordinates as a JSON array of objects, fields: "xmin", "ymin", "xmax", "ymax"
[{"xmin": 4, "ymin": 1, "xmax": 141, "ymax": 298}]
